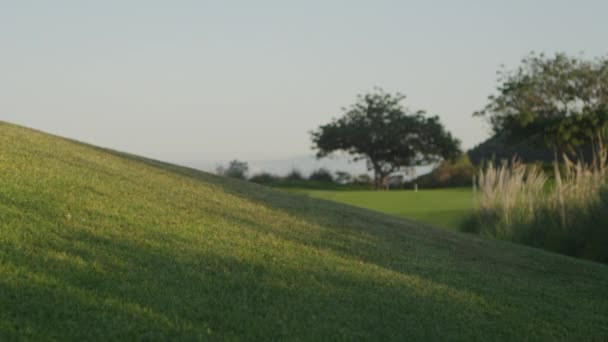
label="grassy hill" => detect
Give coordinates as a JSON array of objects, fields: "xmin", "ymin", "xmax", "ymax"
[{"xmin": 1, "ymin": 122, "xmax": 607, "ymax": 340}]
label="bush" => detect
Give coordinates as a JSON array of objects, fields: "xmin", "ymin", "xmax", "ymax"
[
  {"xmin": 353, "ymin": 174, "xmax": 372, "ymax": 185},
  {"xmin": 463, "ymin": 144, "xmax": 608, "ymax": 264},
  {"xmin": 411, "ymin": 154, "xmax": 475, "ymax": 188},
  {"xmin": 249, "ymin": 172, "xmax": 280, "ymax": 184},
  {"xmin": 218, "ymin": 160, "xmax": 249, "ymax": 180},
  {"xmin": 334, "ymin": 171, "xmax": 352, "ymax": 184},
  {"xmin": 308, "ymin": 168, "xmax": 334, "ymax": 182},
  {"xmin": 285, "ymin": 169, "xmax": 305, "ymax": 181}
]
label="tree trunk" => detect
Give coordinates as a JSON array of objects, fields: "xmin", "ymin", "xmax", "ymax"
[
  {"xmin": 374, "ymin": 173, "xmax": 382, "ymax": 190},
  {"xmin": 373, "ymin": 170, "xmax": 388, "ymax": 190},
  {"xmin": 370, "ymin": 160, "xmax": 393, "ymax": 190},
  {"xmin": 372, "ymin": 167, "xmax": 382, "ymax": 190}
]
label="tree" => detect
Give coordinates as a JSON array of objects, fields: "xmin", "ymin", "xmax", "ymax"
[
  {"xmin": 218, "ymin": 159, "xmax": 249, "ymax": 179},
  {"xmin": 311, "ymin": 89, "xmax": 461, "ymax": 189},
  {"xmin": 475, "ymin": 52, "xmax": 608, "ymax": 152}
]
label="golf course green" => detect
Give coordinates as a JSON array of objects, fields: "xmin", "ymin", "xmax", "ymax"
[
  {"xmin": 1, "ymin": 121, "xmax": 607, "ymax": 340},
  {"xmin": 289, "ymin": 188, "xmax": 472, "ymax": 229}
]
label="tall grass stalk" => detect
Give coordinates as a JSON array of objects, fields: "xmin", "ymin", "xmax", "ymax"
[{"xmin": 464, "ymin": 141, "xmax": 608, "ymax": 263}]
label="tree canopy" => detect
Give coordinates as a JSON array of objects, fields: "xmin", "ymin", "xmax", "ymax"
[
  {"xmin": 311, "ymin": 89, "xmax": 461, "ymax": 188},
  {"xmin": 475, "ymin": 52, "xmax": 608, "ymax": 151}
]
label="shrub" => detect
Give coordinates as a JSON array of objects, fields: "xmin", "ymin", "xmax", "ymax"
[
  {"xmin": 308, "ymin": 168, "xmax": 334, "ymax": 182},
  {"xmin": 411, "ymin": 154, "xmax": 475, "ymax": 188},
  {"xmin": 285, "ymin": 168, "xmax": 305, "ymax": 181},
  {"xmin": 353, "ymin": 174, "xmax": 372, "ymax": 185},
  {"xmin": 218, "ymin": 160, "xmax": 249, "ymax": 180},
  {"xmin": 249, "ymin": 172, "xmax": 280, "ymax": 184},
  {"xmin": 334, "ymin": 171, "xmax": 352, "ymax": 184},
  {"xmin": 464, "ymin": 143, "xmax": 608, "ymax": 263}
]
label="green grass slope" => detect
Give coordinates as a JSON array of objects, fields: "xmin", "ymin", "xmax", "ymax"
[
  {"xmin": 0, "ymin": 122, "xmax": 607, "ymax": 341},
  {"xmin": 288, "ymin": 188, "xmax": 472, "ymax": 229}
]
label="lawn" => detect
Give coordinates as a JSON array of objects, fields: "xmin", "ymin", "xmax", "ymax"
[
  {"xmin": 1, "ymin": 121, "xmax": 608, "ymax": 340},
  {"xmin": 289, "ymin": 188, "xmax": 473, "ymax": 229}
]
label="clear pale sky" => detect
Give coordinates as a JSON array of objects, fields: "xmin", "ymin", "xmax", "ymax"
[{"xmin": 2, "ymin": 1, "xmax": 607, "ymax": 164}]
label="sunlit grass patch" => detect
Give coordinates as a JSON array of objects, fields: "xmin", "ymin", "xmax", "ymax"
[{"xmin": 290, "ymin": 188, "xmax": 472, "ymax": 229}]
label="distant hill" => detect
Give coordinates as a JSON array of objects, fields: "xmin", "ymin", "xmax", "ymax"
[
  {"xmin": 467, "ymin": 134, "xmax": 598, "ymax": 166},
  {"xmin": 1, "ymin": 121, "xmax": 607, "ymax": 340},
  {"xmin": 467, "ymin": 134, "xmax": 554, "ymax": 165}
]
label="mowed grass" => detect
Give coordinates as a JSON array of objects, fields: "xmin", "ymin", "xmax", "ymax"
[
  {"xmin": 289, "ymin": 188, "xmax": 472, "ymax": 229},
  {"xmin": 1, "ymin": 122, "xmax": 608, "ymax": 341}
]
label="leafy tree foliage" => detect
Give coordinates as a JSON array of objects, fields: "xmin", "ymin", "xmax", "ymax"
[
  {"xmin": 311, "ymin": 89, "xmax": 461, "ymax": 188},
  {"xmin": 475, "ymin": 52, "xmax": 608, "ymax": 151},
  {"xmin": 218, "ymin": 160, "xmax": 249, "ymax": 180}
]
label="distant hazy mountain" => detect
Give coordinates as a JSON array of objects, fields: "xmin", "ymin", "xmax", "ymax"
[{"xmin": 182, "ymin": 154, "xmax": 434, "ymax": 180}]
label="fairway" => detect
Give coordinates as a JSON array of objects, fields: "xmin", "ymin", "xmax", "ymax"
[
  {"xmin": 1, "ymin": 122, "xmax": 608, "ymax": 340},
  {"xmin": 291, "ymin": 188, "xmax": 473, "ymax": 229}
]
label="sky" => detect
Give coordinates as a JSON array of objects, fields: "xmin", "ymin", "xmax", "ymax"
[{"xmin": 2, "ymin": 0, "xmax": 607, "ymax": 167}]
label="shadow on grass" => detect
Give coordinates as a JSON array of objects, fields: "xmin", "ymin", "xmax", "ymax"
[
  {"xmin": 1, "ymin": 227, "xmax": 512, "ymax": 341},
  {"xmin": 405, "ymin": 209, "xmax": 471, "ymax": 230}
]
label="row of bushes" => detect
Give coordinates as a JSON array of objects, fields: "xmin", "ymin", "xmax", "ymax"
[
  {"xmin": 249, "ymin": 168, "xmax": 374, "ymax": 187},
  {"xmin": 221, "ymin": 155, "xmax": 478, "ymax": 190},
  {"xmin": 462, "ymin": 144, "xmax": 608, "ymax": 264},
  {"xmin": 216, "ymin": 160, "xmax": 373, "ymax": 185}
]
